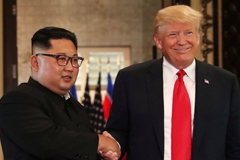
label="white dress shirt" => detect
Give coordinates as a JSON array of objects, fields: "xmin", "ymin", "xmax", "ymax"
[
  {"xmin": 63, "ymin": 92, "xmax": 70, "ymax": 100},
  {"xmin": 163, "ymin": 57, "xmax": 196, "ymax": 160}
]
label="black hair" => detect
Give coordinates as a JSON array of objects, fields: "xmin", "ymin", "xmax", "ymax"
[{"xmin": 31, "ymin": 26, "xmax": 78, "ymax": 54}]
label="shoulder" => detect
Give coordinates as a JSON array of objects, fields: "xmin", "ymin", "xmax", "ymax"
[
  {"xmin": 196, "ymin": 60, "xmax": 238, "ymax": 85},
  {"xmin": 0, "ymin": 78, "xmax": 60, "ymax": 106},
  {"xmin": 0, "ymin": 82, "xmax": 40, "ymax": 105},
  {"xmin": 197, "ymin": 60, "xmax": 236, "ymax": 76},
  {"xmin": 119, "ymin": 58, "xmax": 162, "ymax": 76}
]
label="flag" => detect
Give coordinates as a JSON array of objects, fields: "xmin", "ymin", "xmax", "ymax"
[
  {"xmin": 70, "ymin": 84, "xmax": 78, "ymax": 100},
  {"xmin": 103, "ymin": 73, "xmax": 113, "ymax": 121},
  {"xmin": 82, "ymin": 73, "xmax": 92, "ymax": 119},
  {"xmin": 91, "ymin": 72, "xmax": 106, "ymax": 134},
  {"xmin": 204, "ymin": 78, "xmax": 209, "ymax": 84}
]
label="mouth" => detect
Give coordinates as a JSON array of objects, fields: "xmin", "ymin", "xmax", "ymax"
[
  {"xmin": 62, "ymin": 76, "xmax": 72, "ymax": 81},
  {"xmin": 173, "ymin": 47, "xmax": 190, "ymax": 52}
]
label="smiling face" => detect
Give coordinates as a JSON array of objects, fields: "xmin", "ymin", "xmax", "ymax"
[
  {"xmin": 31, "ymin": 39, "xmax": 79, "ymax": 96},
  {"xmin": 154, "ymin": 23, "xmax": 200, "ymax": 69}
]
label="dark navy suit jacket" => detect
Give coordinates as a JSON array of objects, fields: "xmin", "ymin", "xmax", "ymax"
[{"xmin": 106, "ymin": 58, "xmax": 240, "ymax": 160}]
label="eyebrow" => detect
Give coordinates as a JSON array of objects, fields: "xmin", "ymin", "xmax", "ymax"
[
  {"xmin": 167, "ymin": 28, "xmax": 194, "ymax": 33},
  {"xmin": 185, "ymin": 28, "xmax": 194, "ymax": 31},
  {"xmin": 166, "ymin": 31, "xmax": 178, "ymax": 35},
  {"xmin": 72, "ymin": 53, "xmax": 78, "ymax": 57},
  {"xmin": 56, "ymin": 53, "xmax": 79, "ymax": 56}
]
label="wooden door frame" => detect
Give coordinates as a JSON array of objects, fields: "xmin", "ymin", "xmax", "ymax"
[
  {"xmin": 162, "ymin": 0, "xmax": 190, "ymax": 7},
  {"xmin": 3, "ymin": 0, "xmax": 17, "ymax": 93}
]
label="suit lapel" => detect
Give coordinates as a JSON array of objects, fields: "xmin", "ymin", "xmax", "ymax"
[
  {"xmin": 192, "ymin": 60, "xmax": 212, "ymax": 156},
  {"xmin": 146, "ymin": 58, "xmax": 164, "ymax": 156},
  {"xmin": 145, "ymin": 59, "xmax": 212, "ymax": 157}
]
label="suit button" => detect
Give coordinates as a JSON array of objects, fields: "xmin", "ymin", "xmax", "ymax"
[
  {"xmin": 76, "ymin": 154, "xmax": 82, "ymax": 158},
  {"xmin": 82, "ymin": 155, "xmax": 89, "ymax": 159},
  {"xmin": 76, "ymin": 123, "xmax": 81, "ymax": 128}
]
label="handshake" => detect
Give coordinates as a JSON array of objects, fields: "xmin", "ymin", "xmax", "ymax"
[{"xmin": 98, "ymin": 131, "xmax": 121, "ymax": 160}]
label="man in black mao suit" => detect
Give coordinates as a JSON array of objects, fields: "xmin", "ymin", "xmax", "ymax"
[
  {"xmin": 105, "ymin": 5, "xmax": 240, "ymax": 160},
  {"xmin": 0, "ymin": 27, "xmax": 120, "ymax": 160}
]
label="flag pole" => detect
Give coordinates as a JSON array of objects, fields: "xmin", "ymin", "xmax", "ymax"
[
  {"xmin": 81, "ymin": 59, "xmax": 89, "ymax": 103},
  {"xmin": 107, "ymin": 56, "xmax": 110, "ymax": 73},
  {"xmin": 92, "ymin": 56, "xmax": 105, "ymax": 134},
  {"xmin": 117, "ymin": 55, "xmax": 121, "ymax": 71},
  {"xmin": 98, "ymin": 56, "xmax": 101, "ymax": 73},
  {"xmin": 86, "ymin": 59, "xmax": 89, "ymax": 73}
]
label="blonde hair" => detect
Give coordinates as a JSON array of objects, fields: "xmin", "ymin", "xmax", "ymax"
[{"xmin": 154, "ymin": 5, "xmax": 203, "ymax": 34}]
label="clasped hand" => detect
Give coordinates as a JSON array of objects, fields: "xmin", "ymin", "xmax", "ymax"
[{"xmin": 98, "ymin": 131, "xmax": 121, "ymax": 160}]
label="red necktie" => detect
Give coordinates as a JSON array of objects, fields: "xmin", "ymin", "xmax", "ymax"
[{"xmin": 172, "ymin": 69, "xmax": 192, "ymax": 160}]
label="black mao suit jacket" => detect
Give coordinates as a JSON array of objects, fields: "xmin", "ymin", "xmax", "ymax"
[
  {"xmin": 106, "ymin": 58, "xmax": 240, "ymax": 160},
  {"xmin": 0, "ymin": 77, "xmax": 100, "ymax": 160}
]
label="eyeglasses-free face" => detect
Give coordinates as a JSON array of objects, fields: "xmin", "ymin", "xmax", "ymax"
[{"xmin": 36, "ymin": 53, "xmax": 84, "ymax": 68}]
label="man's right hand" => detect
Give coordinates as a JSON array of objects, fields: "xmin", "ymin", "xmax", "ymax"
[{"xmin": 98, "ymin": 134, "xmax": 121, "ymax": 160}]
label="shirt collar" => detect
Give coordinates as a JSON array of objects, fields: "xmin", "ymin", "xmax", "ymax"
[
  {"xmin": 62, "ymin": 92, "xmax": 70, "ymax": 100},
  {"xmin": 163, "ymin": 56, "xmax": 196, "ymax": 82},
  {"xmin": 184, "ymin": 59, "xmax": 196, "ymax": 82},
  {"xmin": 163, "ymin": 56, "xmax": 178, "ymax": 81}
]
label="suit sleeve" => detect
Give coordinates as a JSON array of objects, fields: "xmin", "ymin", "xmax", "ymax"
[
  {"xmin": 0, "ymin": 91, "xmax": 99, "ymax": 160},
  {"xmin": 226, "ymin": 75, "xmax": 240, "ymax": 160},
  {"xmin": 106, "ymin": 70, "xmax": 129, "ymax": 158}
]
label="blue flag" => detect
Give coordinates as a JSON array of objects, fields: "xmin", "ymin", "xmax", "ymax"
[
  {"xmin": 103, "ymin": 73, "xmax": 113, "ymax": 121},
  {"xmin": 70, "ymin": 84, "xmax": 78, "ymax": 100}
]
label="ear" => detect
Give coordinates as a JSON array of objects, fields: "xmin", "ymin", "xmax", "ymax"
[
  {"xmin": 30, "ymin": 55, "xmax": 39, "ymax": 72},
  {"xmin": 153, "ymin": 34, "xmax": 163, "ymax": 50}
]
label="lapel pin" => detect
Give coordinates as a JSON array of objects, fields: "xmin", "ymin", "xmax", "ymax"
[{"xmin": 204, "ymin": 79, "xmax": 209, "ymax": 84}]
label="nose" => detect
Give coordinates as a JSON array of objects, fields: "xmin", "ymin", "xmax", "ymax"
[
  {"xmin": 64, "ymin": 58, "xmax": 74, "ymax": 71},
  {"xmin": 177, "ymin": 34, "xmax": 187, "ymax": 46}
]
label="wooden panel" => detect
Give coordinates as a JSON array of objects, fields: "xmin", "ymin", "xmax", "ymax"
[
  {"xmin": 222, "ymin": 0, "xmax": 240, "ymax": 84},
  {"xmin": 0, "ymin": 0, "xmax": 3, "ymax": 98},
  {"xmin": 0, "ymin": 0, "xmax": 3, "ymax": 157},
  {"xmin": 3, "ymin": 0, "xmax": 17, "ymax": 93},
  {"xmin": 162, "ymin": 0, "xmax": 191, "ymax": 9},
  {"xmin": 0, "ymin": 139, "xmax": 2, "ymax": 160},
  {"xmin": 213, "ymin": 0, "xmax": 219, "ymax": 66},
  {"xmin": 174, "ymin": 0, "xmax": 190, "ymax": 5}
]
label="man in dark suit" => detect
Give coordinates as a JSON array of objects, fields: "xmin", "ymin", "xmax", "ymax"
[
  {"xmin": 0, "ymin": 27, "xmax": 120, "ymax": 160},
  {"xmin": 104, "ymin": 5, "xmax": 240, "ymax": 160}
]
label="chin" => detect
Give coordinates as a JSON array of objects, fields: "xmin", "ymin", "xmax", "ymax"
[
  {"xmin": 60, "ymin": 85, "xmax": 72, "ymax": 91},
  {"xmin": 179, "ymin": 53, "xmax": 194, "ymax": 60}
]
